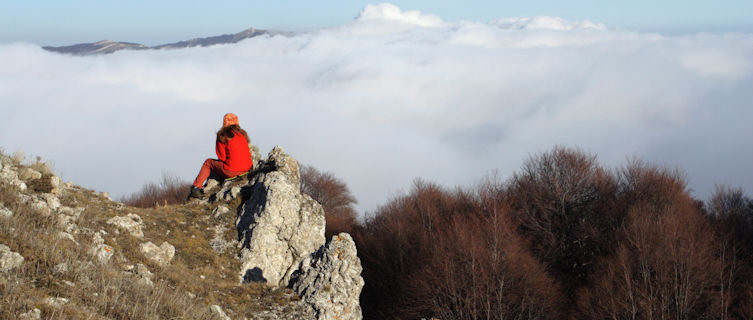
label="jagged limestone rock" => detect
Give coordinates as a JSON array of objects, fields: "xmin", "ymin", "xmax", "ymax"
[
  {"xmin": 42, "ymin": 193, "xmax": 61, "ymax": 211},
  {"xmin": 18, "ymin": 167, "xmax": 42, "ymax": 182},
  {"xmin": 90, "ymin": 232, "xmax": 114, "ymax": 263},
  {"xmin": 0, "ymin": 204, "xmax": 12, "ymax": 218},
  {"xmin": 107, "ymin": 213, "xmax": 145, "ymax": 238},
  {"xmin": 0, "ymin": 165, "xmax": 27, "ymax": 191},
  {"xmin": 18, "ymin": 308, "xmax": 41, "ymax": 320},
  {"xmin": 212, "ymin": 205, "xmax": 230, "ymax": 219},
  {"xmin": 45, "ymin": 297, "xmax": 69, "ymax": 308},
  {"xmin": 56, "ymin": 206, "xmax": 83, "ymax": 234},
  {"xmin": 124, "ymin": 263, "xmax": 155, "ymax": 287},
  {"xmin": 0, "ymin": 244, "xmax": 24, "ymax": 272},
  {"xmin": 49, "ymin": 175, "xmax": 62, "ymax": 195},
  {"xmin": 210, "ymin": 305, "xmax": 232, "ymax": 320},
  {"xmin": 140, "ymin": 241, "xmax": 175, "ymax": 267},
  {"xmin": 291, "ymin": 233, "xmax": 365, "ymax": 320},
  {"xmin": 237, "ymin": 146, "xmax": 326, "ymax": 287}
]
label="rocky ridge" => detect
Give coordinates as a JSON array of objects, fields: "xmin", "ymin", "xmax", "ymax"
[
  {"xmin": 43, "ymin": 27, "xmax": 279, "ymax": 56},
  {"xmin": 0, "ymin": 146, "xmax": 364, "ymax": 319},
  {"xmin": 196, "ymin": 146, "xmax": 364, "ymax": 319}
]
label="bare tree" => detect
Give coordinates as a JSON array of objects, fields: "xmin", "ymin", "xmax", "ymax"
[
  {"xmin": 578, "ymin": 163, "xmax": 723, "ymax": 320},
  {"xmin": 506, "ymin": 146, "xmax": 620, "ymax": 296},
  {"xmin": 300, "ymin": 165, "xmax": 358, "ymax": 237}
]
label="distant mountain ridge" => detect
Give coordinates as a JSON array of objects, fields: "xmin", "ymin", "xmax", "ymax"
[{"xmin": 43, "ymin": 27, "xmax": 276, "ymax": 55}]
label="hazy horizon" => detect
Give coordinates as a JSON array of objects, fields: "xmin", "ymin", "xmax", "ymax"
[{"xmin": 1, "ymin": 3, "xmax": 752, "ymax": 214}]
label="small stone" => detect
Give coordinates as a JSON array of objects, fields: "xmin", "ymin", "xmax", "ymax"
[
  {"xmin": 49, "ymin": 175, "xmax": 62, "ymax": 195},
  {"xmin": 42, "ymin": 194, "xmax": 61, "ymax": 211},
  {"xmin": 18, "ymin": 168, "xmax": 42, "ymax": 181},
  {"xmin": 107, "ymin": 213, "xmax": 144, "ymax": 238},
  {"xmin": 57, "ymin": 214, "xmax": 78, "ymax": 233},
  {"xmin": 136, "ymin": 264, "xmax": 152, "ymax": 276},
  {"xmin": 205, "ymin": 179, "xmax": 221, "ymax": 192},
  {"xmin": 137, "ymin": 277, "xmax": 154, "ymax": 287},
  {"xmin": 140, "ymin": 241, "xmax": 175, "ymax": 266},
  {"xmin": 0, "ymin": 204, "xmax": 12, "ymax": 218},
  {"xmin": 45, "ymin": 297, "xmax": 69, "ymax": 307},
  {"xmin": 91, "ymin": 244, "xmax": 114, "ymax": 263},
  {"xmin": 58, "ymin": 206, "xmax": 84, "ymax": 219},
  {"xmin": 0, "ymin": 244, "xmax": 24, "ymax": 272},
  {"xmin": 210, "ymin": 305, "xmax": 232, "ymax": 320},
  {"xmin": 53, "ymin": 262, "xmax": 68, "ymax": 275},
  {"xmin": 18, "ymin": 308, "xmax": 41, "ymax": 320},
  {"xmin": 212, "ymin": 205, "xmax": 230, "ymax": 219}
]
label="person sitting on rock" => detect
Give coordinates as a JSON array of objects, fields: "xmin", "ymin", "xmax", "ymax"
[{"xmin": 188, "ymin": 113, "xmax": 253, "ymax": 199}]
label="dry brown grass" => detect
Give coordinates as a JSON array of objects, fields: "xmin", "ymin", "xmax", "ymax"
[{"xmin": 0, "ymin": 157, "xmax": 301, "ymax": 319}]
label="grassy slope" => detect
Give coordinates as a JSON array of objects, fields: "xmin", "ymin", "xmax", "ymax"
[{"xmin": 0, "ymin": 157, "xmax": 304, "ymax": 319}]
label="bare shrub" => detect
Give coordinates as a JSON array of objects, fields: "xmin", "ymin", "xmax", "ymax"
[
  {"xmin": 355, "ymin": 179, "xmax": 562, "ymax": 319},
  {"xmin": 506, "ymin": 146, "xmax": 620, "ymax": 296},
  {"xmin": 300, "ymin": 165, "xmax": 358, "ymax": 237},
  {"xmin": 121, "ymin": 172, "xmax": 191, "ymax": 208}
]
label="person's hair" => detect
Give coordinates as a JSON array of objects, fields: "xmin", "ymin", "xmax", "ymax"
[{"xmin": 217, "ymin": 124, "xmax": 249, "ymax": 143}]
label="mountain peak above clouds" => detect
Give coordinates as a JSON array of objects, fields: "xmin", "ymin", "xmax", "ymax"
[{"xmin": 43, "ymin": 27, "xmax": 277, "ymax": 56}]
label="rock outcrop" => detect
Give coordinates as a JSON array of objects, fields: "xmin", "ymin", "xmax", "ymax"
[
  {"xmin": 0, "ymin": 244, "xmax": 24, "ymax": 272},
  {"xmin": 200, "ymin": 146, "xmax": 365, "ymax": 319},
  {"xmin": 291, "ymin": 233, "xmax": 365, "ymax": 320},
  {"xmin": 140, "ymin": 241, "xmax": 175, "ymax": 267},
  {"xmin": 107, "ymin": 213, "xmax": 145, "ymax": 238},
  {"xmin": 0, "ymin": 147, "xmax": 363, "ymax": 319},
  {"xmin": 236, "ymin": 146, "xmax": 326, "ymax": 287}
]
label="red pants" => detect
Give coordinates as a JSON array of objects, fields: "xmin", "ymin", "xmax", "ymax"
[{"xmin": 192, "ymin": 159, "xmax": 247, "ymax": 188}]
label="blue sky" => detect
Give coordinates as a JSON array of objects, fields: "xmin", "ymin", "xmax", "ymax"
[{"xmin": 2, "ymin": 0, "xmax": 752, "ymax": 45}]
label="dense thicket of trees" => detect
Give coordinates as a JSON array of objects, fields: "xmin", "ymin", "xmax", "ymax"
[{"xmin": 303, "ymin": 146, "xmax": 753, "ymax": 320}]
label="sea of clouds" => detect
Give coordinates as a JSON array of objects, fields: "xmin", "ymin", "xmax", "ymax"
[{"xmin": 1, "ymin": 3, "xmax": 752, "ymax": 214}]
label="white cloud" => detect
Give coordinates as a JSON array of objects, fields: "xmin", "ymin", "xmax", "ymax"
[
  {"xmin": 1, "ymin": 3, "xmax": 752, "ymax": 213},
  {"xmin": 357, "ymin": 3, "xmax": 444, "ymax": 27}
]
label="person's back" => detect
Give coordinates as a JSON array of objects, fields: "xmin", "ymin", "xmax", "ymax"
[
  {"xmin": 222, "ymin": 133, "xmax": 252, "ymax": 172},
  {"xmin": 188, "ymin": 113, "xmax": 253, "ymax": 200}
]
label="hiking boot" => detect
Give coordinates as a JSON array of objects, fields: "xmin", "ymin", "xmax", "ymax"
[{"xmin": 186, "ymin": 186, "xmax": 204, "ymax": 200}]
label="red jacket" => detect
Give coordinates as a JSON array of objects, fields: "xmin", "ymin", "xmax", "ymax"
[{"xmin": 216, "ymin": 132, "xmax": 253, "ymax": 172}]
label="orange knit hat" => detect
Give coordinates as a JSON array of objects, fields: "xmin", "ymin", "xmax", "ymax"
[{"xmin": 223, "ymin": 113, "xmax": 239, "ymax": 127}]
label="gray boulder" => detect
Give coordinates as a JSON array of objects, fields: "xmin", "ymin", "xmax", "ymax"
[
  {"xmin": 237, "ymin": 146, "xmax": 326, "ymax": 287},
  {"xmin": 107, "ymin": 213, "xmax": 145, "ymax": 238},
  {"xmin": 18, "ymin": 167, "xmax": 42, "ymax": 181},
  {"xmin": 291, "ymin": 233, "xmax": 365, "ymax": 320},
  {"xmin": 0, "ymin": 204, "xmax": 12, "ymax": 218},
  {"xmin": 140, "ymin": 241, "xmax": 175, "ymax": 267},
  {"xmin": 0, "ymin": 244, "xmax": 24, "ymax": 272},
  {"xmin": 209, "ymin": 305, "xmax": 232, "ymax": 320},
  {"xmin": 18, "ymin": 308, "xmax": 41, "ymax": 320},
  {"xmin": 0, "ymin": 165, "xmax": 27, "ymax": 191}
]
